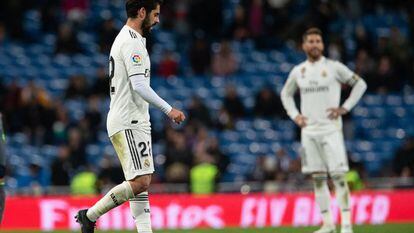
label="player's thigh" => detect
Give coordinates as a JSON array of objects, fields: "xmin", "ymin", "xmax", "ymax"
[
  {"xmin": 110, "ymin": 129, "xmax": 155, "ymax": 180},
  {"xmin": 322, "ymin": 131, "xmax": 349, "ymax": 173},
  {"xmin": 301, "ymin": 134, "xmax": 326, "ymax": 173}
]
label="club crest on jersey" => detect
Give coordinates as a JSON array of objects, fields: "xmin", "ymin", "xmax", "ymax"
[
  {"xmin": 321, "ymin": 70, "xmax": 327, "ymax": 78},
  {"xmin": 144, "ymin": 159, "xmax": 150, "ymax": 168},
  {"xmin": 131, "ymin": 54, "xmax": 142, "ymax": 65},
  {"xmin": 301, "ymin": 67, "xmax": 306, "ymax": 78}
]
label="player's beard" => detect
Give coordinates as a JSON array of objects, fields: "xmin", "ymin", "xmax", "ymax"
[
  {"xmin": 307, "ymin": 48, "xmax": 322, "ymax": 61},
  {"xmin": 141, "ymin": 16, "xmax": 155, "ymax": 36}
]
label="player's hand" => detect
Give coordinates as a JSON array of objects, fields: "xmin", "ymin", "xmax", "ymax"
[
  {"xmin": 168, "ymin": 108, "xmax": 186, "ymax": 124},
  {"xmin": 294, "ymin": 114, "xmax": 307, "ymax": 128},
  {"xmin": 326, "ymin": 107, "xmax": 348, "ymax": 120}
]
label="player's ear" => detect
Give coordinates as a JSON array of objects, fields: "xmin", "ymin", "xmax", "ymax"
[
  {"xmin": 138, "ymin": 7, "xmax": 146, "ymax": 19},
  {"xmin": 302, "ymin": 41, "xmax": 306, "ymax": 51}
]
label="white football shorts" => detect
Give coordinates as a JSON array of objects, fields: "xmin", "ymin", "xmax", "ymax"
[
  {"xmin": 300, "ymin": 130, "xmax": 349, "ymax": 174},
  {"xmin": 110, "ymin": 129, "xmax": 155, "ymax": 180}
]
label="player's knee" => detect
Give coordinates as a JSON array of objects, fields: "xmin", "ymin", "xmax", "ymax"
[
  {"xmin": 129, "ymin": 175, "xmax": 151, "ymax": 194},
  {"xmin": 330, "ymin": 172, "xmax": 345, "ymax": 181},
  {"xmin": 312, "ymin": 172, "xmax": 328, "ymax": 187}
]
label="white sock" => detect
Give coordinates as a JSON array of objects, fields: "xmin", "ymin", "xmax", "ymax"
[
  {"xmin": 87, "ymin": 181, "xmax": 134, "ymax": 222},
  {"xmin": 312, "ymin": 174, "xmax": 334, "ymax": 227},
  {"xmin": 332, "ymin": 173, "xmax": 352, "ymax": 228},
  {"xmin": 129, "ymin": 191, "xmax": 152, "ymax": 233}
]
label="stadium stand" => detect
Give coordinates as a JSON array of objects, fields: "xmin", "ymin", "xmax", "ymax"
[{"xmin": 0, "ymin": 0, "xmax": 413, "ymax": 193}]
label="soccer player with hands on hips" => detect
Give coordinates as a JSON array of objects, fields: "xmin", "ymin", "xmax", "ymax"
[
  {"xmin": 281, "ymin": 28, "xmax": 367, "ymax": 233},
  {"xmin": 75, "ymin": 1, "xmax": 185, "ymax": 233}
]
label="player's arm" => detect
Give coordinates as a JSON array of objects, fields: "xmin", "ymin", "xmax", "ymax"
[
  {"xmin": 328, "ymin": 62, "xmax": 367, "ymax": 119},
  {"xmin": 130, "ymin": 75, "xmax": 185, "ymax": 123},
  {"xmin": 122, "ymin": 42, "xmax": 185, "ymax": 123},
  {"xmin": 281, "ymin": 68, "xmax": 307, "ymax": 127}
]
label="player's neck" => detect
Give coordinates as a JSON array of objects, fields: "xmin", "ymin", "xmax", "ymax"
[
  {"xmin": 307, "ymin": 56, "xmax": 323, "ymax": 63},
  {"xmin": 126, "ymin": 19, "xmax": 143, "ymax": 36}
]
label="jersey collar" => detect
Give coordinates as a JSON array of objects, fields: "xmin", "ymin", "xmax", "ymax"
[
  {"xmin": 125, "ymin": 25, "xmax": 146, "ymax": 46},
  {"xmin": 306, "ymin": 56, "xmax": 326, "ymax": 66}
]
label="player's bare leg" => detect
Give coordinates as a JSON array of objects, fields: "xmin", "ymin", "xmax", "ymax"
[
  {"xmin": 332, "ymin": 173, "xmax": 353, "ymax": 233},
  {"xmin": 312, "ymin": 172, "xmax": 336, "ymax": 233}
]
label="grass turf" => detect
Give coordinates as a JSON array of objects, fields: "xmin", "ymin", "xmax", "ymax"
[{"xmin": 2, "ymin": 223, "xmax": 414, "ymax": 233}]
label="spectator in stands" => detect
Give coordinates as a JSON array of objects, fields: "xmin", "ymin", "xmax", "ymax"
[
  {"xmin": 376, "ymin": 35, "xmax": 392, "ymax": 57},
  {"xmin": 222, "ymin": 85, "xmax": 246, "ymax": 118},
  {"xmin": 65, "ymin": 74, "xmax": 88, "ymax": 99},
  {"xmin": 40, "ymin": 0, "xmax": 60, "ymax": 33},
  {"xmin": 26, "ymin": 162, "xmax": 49, "ymax": 195},
  {"xmin": 20, "ymin": 81, "xmax": 54, "ymax": 145},
  {"xmin": 211, "ymin": 40, "xmax": 239, "ymax": 77},
  {"xmin": 187, "ymin": 95, "xmax": 212, "ymax": 127},
  {"xmin": 0, "ymin": 78, "xmax": 5, "ymax": 110},
  {"xmin": 52, "ymin": 103, "xmax": 70, "ymax": 144},
  {"xmin": 70, "ymin": 166, "xmax": 97, "ymax": 195},
  {"xmin": 327, "ymin": 36, "xmax": 346, "ymax": 62},
  {"xmin": 354, "ymin": 49, "xmax": 375, "ymax": 84},
  {"xmin": 253, "ymin": 87, "xmax": 284, "ymax": 118},
  {"xmin": 274, "ymin": 148, "xmax": 292, "ymax": 182},
  {"xmin": 190, "ymin": 152, "xmax": 218, "ymax": 194},
  {"xmin": 84, "ymin": 95, "xmax": 102, "ymax": 142},
  {"xmin": 216, "ymin": 107, "xmax": 235, "ymax": 130},
  {"xmin": 90, "ymin": 67, "xmax": 109, "ymax": 97},
  {"xmin": 97, "ymin": 155, "xmax": 124, "ymax": 193},
  {"xmin": 164, "ymin": 131, "xmax": 193, "ymax": 183},
  {"xmin": 67, "ymin": 127, "xmax": 87, "ymax": 170},
  {"xmin": 55, "ymin": 23, "xmax": 83, "ymax": 54},
  {"xmin": 355, "ymin": 25, "xmax": 373, "ymax": 54},
  {"xmin": 158, "ymin": 49, "xmax": 179, "ymax": 78},
  {"xmin": 0, "ymin": 23, "xmax": 6, "ymax": 44},
  {"xmin": 206, "ymin": 137, "xmax": 229, "ymax": 175},
  {"xmin": 226, "ymin": 5, "xmax": 249, "ymax": 41},
  {"xmin": 0, "ymin": 0, "xmax": 25, "ymax": 40},
  {"xmin": 62, "ymin": 0, "xmax": 89, "ymax": 24},
  {"xmin": 393, "ymin": 137, "xmax": 414, "ymax": 177},
  {"xmin": 189, "ymin": 0, "xmax": 222, "ymax": 39},
  {"xmin": 98, "ymin": 18, "xmax": 119, "ymax": 53},
  {"xmin": 189, "ymin": 36, "xmax": 211, "ymax": 75},
  {"xmin": 346, "ymin": 158, "xmax": 365, "ymax": 191},
  {"xmin": 372, "ymin": 56, "xmax": 400, "ymax": 93},
  {"xmin": 2, "ymin": 80, "xmax": 23, "ymax": 133},
  {"xmin": 389, "ymin": 27, "xmax": 411, "ymax": 83},
  {"xmin": 247, "ymin": 0, "xmax": 264, "ymax": 40},
  {"xmin": 51, "ymin": 145, "xmax": 72, "ymax": 186}
]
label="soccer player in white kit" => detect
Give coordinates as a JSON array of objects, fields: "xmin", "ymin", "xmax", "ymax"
[
  {"xmin": 281, "ymin": 28, "xmax": 367, "ymax": 233},
  {"xmin": 75, "ymin": 1, "xmax": 185, "ymax": 233}
]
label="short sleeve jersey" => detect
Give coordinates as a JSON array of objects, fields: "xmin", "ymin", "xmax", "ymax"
[{"xmin": 107, "ymin": 25, "xmax": 152, "ymax": 137}]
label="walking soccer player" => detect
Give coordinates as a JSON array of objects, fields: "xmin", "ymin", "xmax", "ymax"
[{"xmin": 75, "ymin": 1, "xmax": 186, "ymax": 232}]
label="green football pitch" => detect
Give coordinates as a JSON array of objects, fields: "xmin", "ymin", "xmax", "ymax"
[{"xmin": 2, "ymin": 223, "xmax": 414, "ymax": 233}]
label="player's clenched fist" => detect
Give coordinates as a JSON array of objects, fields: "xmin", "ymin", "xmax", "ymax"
[{"xmin": 168, "ymin": 108, "xmax": 186, "ymax": 124}]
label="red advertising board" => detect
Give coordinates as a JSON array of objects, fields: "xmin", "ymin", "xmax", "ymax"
[{"xmin": 2, "ymin": 190, "xmax": 414, "ymax": 230}]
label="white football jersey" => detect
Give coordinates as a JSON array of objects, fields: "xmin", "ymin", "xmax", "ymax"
[
  {"xmin": 281, "ymin": 56, "xmax": 359, "ymax": 136},
  {"xmin": 107, "ymin": 25, "xmax": 152, "ymax": 137}
]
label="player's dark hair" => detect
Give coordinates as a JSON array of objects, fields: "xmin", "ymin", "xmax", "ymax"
[
  {"xmin": 303, "ymin": 27, "xmax": 322, "ymax": 42},
  {"xmin": 126, "ymin": 0, "xmax": 163, "ymax": 19}
]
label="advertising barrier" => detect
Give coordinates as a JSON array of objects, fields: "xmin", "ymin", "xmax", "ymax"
[{"xmin": 3, "ymin": 190, "xmax": 414, "ymax": 230}]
